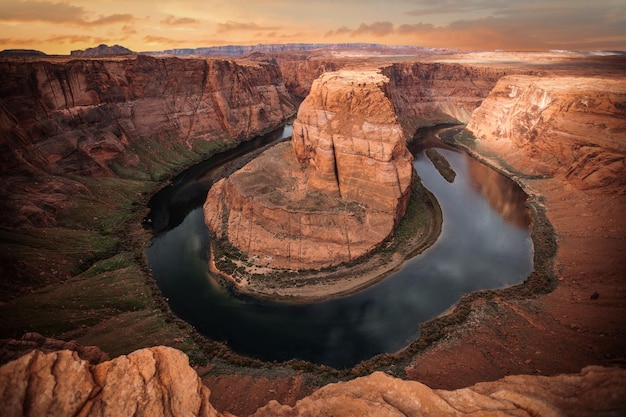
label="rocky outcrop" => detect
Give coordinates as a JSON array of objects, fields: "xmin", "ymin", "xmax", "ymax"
[
  {"xmin": 0, "ymin": 346, "xmax": 220, "ymax": 417},
  {"xmin": 0, "ymin": 332, "xmax": 109, "ymax": 366},
  {"xmin": 0, "ymin": 55, "xmax": 296, "ymax": 178},
  {"xmin": 70, "ymin": 44, "xmax": 134, "ymax": 57},
  {"xmin": 204, "ymin": 70, "xmax": 413, "ymax": 271},
  {"xmin": 1, "ymin": 346, "xmax": 625, "ymax": 417},
  {"xmin": 466, "ymin": 75, "xmax": 626, "ymax": 191},
  {"xmin": 274, "ymin": 56, "xmax": 344, "ymax": 98},
  {"xmin": 254, "ymin": 367, "xmax": 626, "ymax": 417}
]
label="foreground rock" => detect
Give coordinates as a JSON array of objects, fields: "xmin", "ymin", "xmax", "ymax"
[
  {"xmin": 1, "ymin": 346, "xmax": 625, "ymax": 417},
  {"xmin": 254, "ymin": 367, "xmax": 626, "ymax": 417},
  {"xmin": 205, "ymin": 70, "xmax": 413, "ymax": 271},
  {"xmin": 0, "ymin": 346, "xmax": 220, "ymax": 417}
]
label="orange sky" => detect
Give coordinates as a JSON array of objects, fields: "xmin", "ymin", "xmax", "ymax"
[{"xmin": 1, "ymin": 0, "xmax": 625, "ymax": 54}]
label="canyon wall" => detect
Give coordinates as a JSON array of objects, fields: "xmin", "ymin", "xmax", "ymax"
[
  {"xmin": 0, "ymin": 55, "xmax": 296, "ymax": 177},
  {"xmin": 0, "ymin": 56, "xmax": 296, "ymax": 227},
  {"xmin": 2, "ymin": 345, "xmax": 625, "ymax": 417},
  {"xmin": 205, "ymin": 70, "xmax": 413, "ymax": 271},
  {"xmin": 466, "ymin": 75, "xmax": 626, "ymax": 191},
  {"xmin": 382, "ymin": 63, "xmax": 511, "ymax": 139}
]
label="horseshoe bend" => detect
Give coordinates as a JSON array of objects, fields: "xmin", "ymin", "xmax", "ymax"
[
  {"xmin": 203, "ymin": 70, "xmax": 434, "ymax": 299},
  {"xmin": 0, "ymin": 48, "xmax": 625, "ymax": 416}
]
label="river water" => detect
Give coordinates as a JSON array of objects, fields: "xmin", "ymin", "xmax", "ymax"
[{"xmin": 145, "ymin": 125, "xmax": 533, "ymax": 368}]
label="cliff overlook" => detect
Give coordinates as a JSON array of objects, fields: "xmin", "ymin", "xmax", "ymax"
[
  {"xmin": 1, "ymin": 344, "xmax": 624, "ymax": 417},
  {"xmin": 204, "ymin": 71, "xmax": 414, "ymax": 277}
]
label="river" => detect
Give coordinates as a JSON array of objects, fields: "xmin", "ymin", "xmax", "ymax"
[{"xmin": 145, "ymin": 125, "xmax": 533, "ymax": 368}]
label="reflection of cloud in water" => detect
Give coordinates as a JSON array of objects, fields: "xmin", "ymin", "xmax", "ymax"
[{"xmin": 467, "ymin": 156, "xmax": 531, "ymax": 229}]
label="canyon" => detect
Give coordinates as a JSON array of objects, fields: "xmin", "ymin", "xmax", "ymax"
[{"xmin": 0, "ymin": 49, "xmax": 625, "ymax": 415}]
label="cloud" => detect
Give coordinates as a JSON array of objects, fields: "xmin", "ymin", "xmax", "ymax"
[
  {"xmin": 216, "ymin": 21, "xmax": 279, "ymax": 33},
  {"xmin": 143, "ymin": 35, "xmax": 182, "ymax": 44},
  {"xmin": 161, "ymin": 15, "xmax": 198, "ymax": 25},
  {"xmin": 324, "ymin": 1, "xmax": 626, "ymax": 51},
  {"xmin": 352, "ymin": 21, "xmax": 394, "ymax": 37},
  {"xmin": 0, "ymin": 37, "xmax": 37, "ymax": 46},
  {"xmin": 405, "ymin": 0, "xmax": 504, "ymax": 17},
  {"xmin": 0, "ymin": 1, "xmax": 134, "ymax": 26},
  {"xmin": 46, "ymin": 34, "xmax": 107, "ymax": 44},
  {"xmin": 324, "ymin": 26, "xmax": 351, "ymax": 37},
  {"xmin": 88, "ymin": 14, "xmax": 134, "ymax": 26}
]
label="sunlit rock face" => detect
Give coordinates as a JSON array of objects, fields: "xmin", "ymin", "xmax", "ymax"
[
  {"xmin": 204, "ymin": 70, "xmax": 414, "ymax": 270},
  {"xmin": 0, "ymin": 346, "xmax": 221, "ymax": 417},
  {"xmin": 2, "ymin": 346, "xmax": 624, "ymax": 417},
  {"xmin": 467, "ymin": 75, "xmax": 626, "ymax": 191}
]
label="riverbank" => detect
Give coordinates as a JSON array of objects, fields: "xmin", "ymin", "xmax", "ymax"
[
  {"xmin": 402, "ymin": 128, "xmax": 626, "ymax": 389},
  {"xmin": 208, "ymin": 172, "xmax": 443, "ymax": 303}
]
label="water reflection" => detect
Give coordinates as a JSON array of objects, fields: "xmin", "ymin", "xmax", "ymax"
[{"xmin": 466, "ymin": 158, "xmax": 531, "ymax": 229}]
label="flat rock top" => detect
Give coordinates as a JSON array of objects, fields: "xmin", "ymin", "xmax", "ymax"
[{"xmin": 228, "ymin": 142, "xmax": 349, "ymax": 213}]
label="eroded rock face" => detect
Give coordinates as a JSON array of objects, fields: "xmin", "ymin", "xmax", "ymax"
[
  {"xmin": 2, "ymin": 347, "xmax": 624, "ymax": 417},
  {"xmin": 253, "ymin": 368, "xmax": 626, "ymax": 417},
  {"xmin": 204, "ymin": 70, "xmax": 413, "ymax": 270},
  {"xmin": 0, "ymin": 55, "xmax": 296, "ymax": 177},
  {"xmin": 466, "ymin": 75, "xmax": 626, "ymax": 191},
  {"xmin": 0, "ymin": 346, "xmax": 220, "ymax": 417}
]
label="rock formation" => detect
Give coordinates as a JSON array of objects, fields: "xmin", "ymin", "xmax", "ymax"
[
  {"xmin": 204, "ymin": 70, "xmax": 414, "ymax": 271},
  {"xmin": 253, "ymin": 367, "xmax": 626, "ymax": 417},
  {"xmin": 466, "ymin": 75, "xmax": 626, "ymax": 190},
  {"xmin": 382, "ymin": 63, "xmax": 510, "ymax": 139},
  {"xmin": 0, "ymin": 55, "xmax": 296, "ymax": 227},
  {"xmin": 0, "ymin": 346, "xmax": 220, "ymax": 417},
  {"xmin": 1, "ymin": 345, "xmax": 625, "ymax": 417},
  {"xmin": 0, "ymin": 55, "xmax": 295, "ymax": 178}
]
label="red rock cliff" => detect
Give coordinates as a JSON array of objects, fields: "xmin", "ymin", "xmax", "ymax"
[
  {"xmin": 382, "ymin": 62, "xmax": 510, "ymax": 139},
  {"xmin": 204, "ymin": 70, "xmax": 413, "ymax": 271},
  {"xmin": 466, "ymin": 75, "xmax": 626, "ymax": 191},
  {"xmin": 0, "ymin": 55, "xmax": 296, "ymax": 177}
]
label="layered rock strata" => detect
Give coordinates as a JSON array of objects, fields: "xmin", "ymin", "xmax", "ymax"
[
  {"xmin": 467, "ymin": 75, "xmax": 626, "ymax": 190},
  {"xmin": 0, "ymin": 55, "xmax": 296, "ymax": 177},
  {"xmin": 204, "ymin": 70, "xmax": 413, "ymax": 270},
  {"xmin": 1, "ymin": 346, "xmax": 625, "ymax": 417},
  {"xmin": 0, "ymin": 55, "xmax": 296, "ymax": 227},
  {"xmin": 382, "ymin": 63, "xmax": 509, "ymax": 139}
]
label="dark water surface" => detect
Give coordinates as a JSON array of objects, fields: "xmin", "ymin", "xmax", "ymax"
[{"xmin": 145, "ymin": 126, "xmax": 533, "ymax": 368}]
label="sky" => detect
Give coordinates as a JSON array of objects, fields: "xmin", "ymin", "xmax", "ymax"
[{"xmin": 0, "ymin": 0, "xmax": 625, "ymax": 54}]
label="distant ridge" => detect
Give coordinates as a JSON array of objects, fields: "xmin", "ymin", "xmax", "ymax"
[
  {"xmin": 71, "ymin": 44, "xmax": 134, "ymax": 57},
  {"xmin": 148, "ymin": 43, "xmax": 444, "ymax": 56},
  {"xmin": 0, "ymin": 49, "xmax": 47, "ymax": 57}
]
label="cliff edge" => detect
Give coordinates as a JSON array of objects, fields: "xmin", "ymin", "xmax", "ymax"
[
  {"xmin": 1, "ymin": 345, "xmax": 624, "ymax": 417},
  {"xmin": 466, "ymin": 75, "xmax": 626, "ymax": 191}
]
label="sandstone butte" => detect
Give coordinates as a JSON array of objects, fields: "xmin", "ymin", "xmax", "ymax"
[
  {"xmin": 1, "ymin": 345, "xmax": 625, "ymax": 417},
  {"xmin": 204, "ymin": 70, "xmax": 414, "ymax": 272}
]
